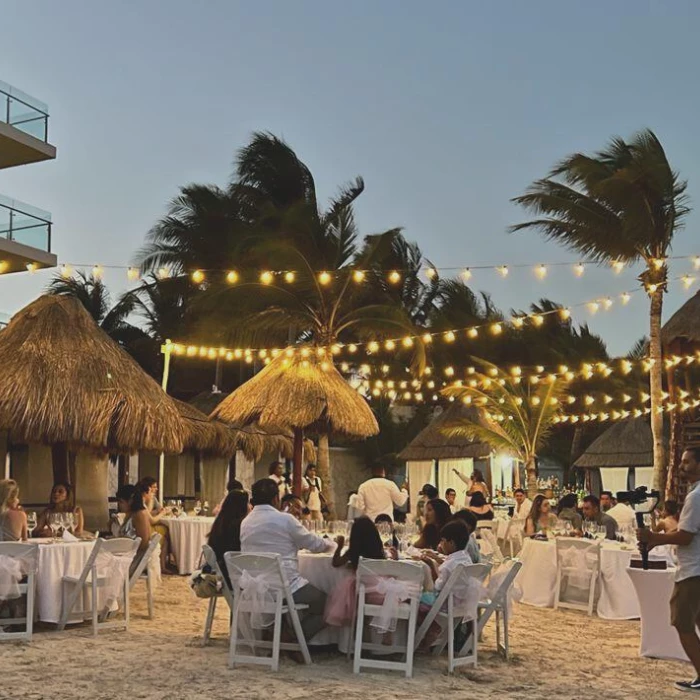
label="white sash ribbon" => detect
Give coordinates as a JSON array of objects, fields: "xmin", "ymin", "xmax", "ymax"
[
  {"xmin": 559, "ymin": 546, "xmax": 596, "ymax": 591},
  {"xmin": 238, "ymin": 571, "xmax": 276, "ymax": 630},
  {"xmin": 451, "ymin": 575, "xmax": 487, "ymax": 623},
  {"xmin": 0, "ymin": 554, "xmax": 32, "ymax": 601},
  {"xmin": 487, "ymin": 560, "xmax": 522, "ymax": 615},
  {"xmin": 95, "ymin": 551, "xmax": 133, "ymax": 610},
  {"xmin": 366, "ymin": 577, "xmax": 421, "ymax": 633}
]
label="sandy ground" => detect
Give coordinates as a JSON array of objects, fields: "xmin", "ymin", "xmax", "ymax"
[{"xmin": 2, "ymin": 576, "xmax": 690, "ymax": 700}]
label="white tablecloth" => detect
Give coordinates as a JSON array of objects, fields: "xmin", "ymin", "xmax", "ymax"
[
  {"xmin": 35, "ymin": 538, "xmax": 100, "ymax": 623},
  {"xmin": 627, "ymin": 568, "xmax": 689, "ymax": 662},
  {"xmin": 517, "ymin": 538, "xmax": 642, "ymax": 619},
  {"xmin": 167, "ymin": 517, "xmax": 215, "ymax": 575}
]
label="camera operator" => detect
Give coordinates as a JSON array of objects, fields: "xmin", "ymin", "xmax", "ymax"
[{"xmin": 637, "ymin": 447, "xmax": 700, "ymax": 693}]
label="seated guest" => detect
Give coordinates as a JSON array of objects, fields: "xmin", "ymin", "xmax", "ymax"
[
  {"xmin": 326, "ymin": 516, "xmax": 395, "ymax": 628},
  {"xmin": 33, "ymin": 482, "xmax": 84, "ymax": 537},
  {"xmin": 606, "ymin": 493, "xmax": 637, "ymax": 530},
  {"xmin": 138, "ymin": 476, "xmax": 164, "ymax": 515},
  {"xmin": 137, "ymin": 479, "xmax": 174, "ymax": 573},
  {"xmin": 467, "ymin": 492, "xmax": 495, "ymax": 521},
  {"xmin": 416, "ymin": 483, "xmax": 439, "ymax": 527},
  {"xmin": 207, "ymin": 489, "xmax": 249, "ymax": 585},
  {"xmin": 556, "ymin": 493, "xmax": 582, "ymax": 531},
  {"xmin": 600, "ymin": 491, "xmax": 614, "ymax": 512},
  {"xmin": 281, "ymin": 493, "xmax": 304, "ymax": 520},
  {"xmin": 581, "ymin": 495, "xmax": 618, "ymax": 539},
  {"xmin": 452, "ymin": 508, "xmax": 481, "ymax": 563},
  {"xmin": 213, "ymin": 478, "xmax": 244, "ymax": 516},
  {"xmin": 241, "ymin": 478, "xmax": 334, "ymax": 642},
  {"xmin": 653, "ymin": 500, "xmax": 680, "ymax": 533},
  {"xmin": 414, "ymin": 498, "xmax": 452, "ymax": 550},
  {"xmin": 374, "ymin": 512, "xmax": 399, "ymax": 549},
  {"xmin": 512, "ymin": 488, "xmax": 533, "ymax": 521},
  {"xmin": 445, "ymin": 488, "xmax": 458, "ymax": 514},
  {"xmin": 421, "ymin": 520, "xmax": 473, "ymax": 591},
  {"xmin": 524, "ymin": 494, "xmax": 558, "ymax": 536},
  {"xmin": 115, "ymin": 484, "xmax": 151, "ymax": 554},
  {"xmin": 0, "ymin": 479, "xmax": 27, "ymax": 542}
]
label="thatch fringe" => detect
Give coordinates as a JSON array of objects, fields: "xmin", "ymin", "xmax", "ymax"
[
  {"xmin": 0, "ymin": 295, "xmax": 184, "ymax": 453},
  {"xmin": 662, "ymin": 290, "xmax": 700, "ymax": 347}
]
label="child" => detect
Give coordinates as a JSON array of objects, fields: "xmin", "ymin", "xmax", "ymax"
[{"xmin": 421, "ymin": 520, "xmax": 473, "ymax": 600}]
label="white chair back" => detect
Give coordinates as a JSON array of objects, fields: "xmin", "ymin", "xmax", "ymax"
[
  {"xmin": 554, "ymin": 538, "xmax": 601, "ymax": 615},
  {"xmin": 0, "ymin": 542, "xmax": 38, "ymax": 642},
  {"xmin": 129, "ymin": 533, "xmax": 161, "ymax": 588}
]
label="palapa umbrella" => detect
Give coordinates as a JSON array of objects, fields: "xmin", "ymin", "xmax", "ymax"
[
  {"xmin": 0, "ymin": 295, "xmax": 184, "ymax": 476},
  {"xmin": 211, "ymin": 352, "xmax": 378, "ymax": 495}
]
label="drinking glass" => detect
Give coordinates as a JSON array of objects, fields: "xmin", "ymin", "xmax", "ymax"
[
  {"xmin": 26, "ymin": 511, "xmax": 37, "ymax": 532},
  {"xmin": 193, "ymin": 501, "xmax": 202, "ymax": 517}
]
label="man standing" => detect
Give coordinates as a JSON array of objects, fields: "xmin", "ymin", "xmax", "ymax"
[
  {"xmin": 268, "ymin": 461, "xmax": 290, "ymax": 500},
  {"xmin": 606, "ymin": 493, "xmax": 637, "ymax": 530},
  {"xmin": 241, "ymin": 478, "xmax": 334, "ymax": 642},
  {"xmin": 445, "ymin": 488, "xmax": 457, "ymax": 514},
  {"xmin": 512, "ymin": 488, "xmax": 533, "ymax": 521},
  {"xmin": 356, "ymin": 465, "xmax": 409, "ymax": 522},
  {"xmin": 581, "ymin": 495, "xmax": 618, "ymax": 539},
  {"xmin": 638, "ymin": 447, "xmax": 700, "ymax": 693}
]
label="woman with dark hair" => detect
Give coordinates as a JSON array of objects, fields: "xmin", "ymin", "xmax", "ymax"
[
  {"xmin": 116, "ymin": 484, "xmax": 150, "ymax": 553},
  {"xmin": 207, "ymin": 489, "xmax": 249, "ymax": 583},
  {"xmin": 414, "ymin": 498, "xmax": 452, "ymax": 550},
  {"xmin": 325, "ymin": 516, "xmax": 390, "ymax": 627},
  {"xmin": 557, "ymin": 493, "xmax": 582, "ymax": 531},
  {"xmin": 33, "ymin": 482, "xmax": 84, "ymax": 537},
  {"xmin": 452, "ymin": 467, "xmax": 489, "ymax": 505},
  {"xmin": 467, "ymin": 491, "xmax": 494, "ymax": 521},
  {"xmin": 302, "ymin": 464, "xmax": 325, "ymax": 521},
  {"xmin": 524, "ymin": 494, "xmax": 557, "ymax": 536}
]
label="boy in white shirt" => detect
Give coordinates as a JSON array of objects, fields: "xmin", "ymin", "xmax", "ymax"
[{"xmin": 421, "ymin": 520, "xmax": 473, "ymax": 596}]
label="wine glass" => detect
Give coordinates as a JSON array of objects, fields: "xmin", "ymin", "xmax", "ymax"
[
  {"xmin": 193, "ymin": 500, "xmax": 202, "ymax": 517},
  {"xmin": 48, "ymin": 513, "xmax": 60, "ymax": 542},
  {"xmin": 26, "ymin": 511, "xmax": 37, "ymax": 532}
]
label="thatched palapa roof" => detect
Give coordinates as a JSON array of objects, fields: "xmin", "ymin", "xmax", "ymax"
[
  {"xmin": 662, "ymin": 290, "xmax": 700, "ymax": 348},
  {"xmin": 211, "ymin": 354, "xmax": 378, "ymax": 438},
  {"xmin": 398, "ymin": 403, "xmax": 499, "ymax": 461},
  {"xmin": 190, "ymin": 392, "xmax": 317, "ymax": 462},
  {"xmin": 574, "ymin": 417, "xmax": 665, "ymax": 469},
  {"xmin": 0, "ymin": 295, "xmax": 184, "ymax": 454}
]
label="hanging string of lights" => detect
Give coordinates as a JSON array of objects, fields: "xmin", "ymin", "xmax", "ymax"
[{"xmin": 52, "ymin": 253, "xmax": 700, "ymax": 286}]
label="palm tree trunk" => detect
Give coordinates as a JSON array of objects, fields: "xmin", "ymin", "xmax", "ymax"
[
  {"xmin": 567, "ymin": 426, "xmax": 584, "ymax": 486},
  {"xmin": 525, "ymin": 456, "xmax": 538, "ymax": 499},
  {"xmin": 649, "ymin": 289, "xmax": 667, "ymax": 495},
  {"xmin": 316, "ymin": 433, "xmax": 333, "ymax": 518}
]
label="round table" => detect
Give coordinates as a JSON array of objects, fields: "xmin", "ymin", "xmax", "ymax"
[
  {"xmin": 167, "ymin": 516, "xmax": 215, "ymax": 574},
  {"xmin": 517, "ymin": 537, "xmax": 642, "ymax": 619},
  {"xmin": 34, "ymin": 538, "xmax": 100, "ymax": 623},
  {"xmin": 627, "ymin": 568, "xmax": 689, "ymax": 662}
]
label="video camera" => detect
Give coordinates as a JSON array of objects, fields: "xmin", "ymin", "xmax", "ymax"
[{"xmin": 618, "ymin": 486, "xmax": 661, "ymax": 570}]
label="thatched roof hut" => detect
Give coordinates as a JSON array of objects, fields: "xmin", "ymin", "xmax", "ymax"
[
  {"xmin": 398, "ymin": 403, "xmax": 497, "ymax": 461},
  {"xmin": 574, "ymin": 417, "xmax": 661, "ymax": 469},
  {"xmin": 212, "ymin": 353, "xmax": 379, "ymax": 438},
  {"xmin": 661, "ymin": 290, "xmax": 700, "ymax": 349},
  {"xmin": 0, "ymin": 295, "xmax": 184, "ymax": 454}
]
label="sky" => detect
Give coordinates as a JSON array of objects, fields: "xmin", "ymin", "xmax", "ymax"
[{"xmin": 2, "ymin": 0, "xmax": 700, "ymax": 356}]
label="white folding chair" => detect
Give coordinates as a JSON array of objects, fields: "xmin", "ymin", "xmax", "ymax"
[
  {"xmin": 0, "ymin": 542, "xmax": 38, "ymax": 643},
  {"xmin": 224, "ymin": 551, "xmax": 311, "ymax": 672},
  {"xmin": 501, "ymin": 519, "xmax": 524, "ymax": 558},
  {"xmin": 414, "ymin": 562, "xmax": 490, "ymax": 673},
  {"xmin": 201, "ymin": 544, "xmax": 235, "ymax": 646},
  {"xmin": 475, "ymin": 559, "xmax": 522, "ymax": 660},
  {"xmin": 353, "ymin": 558, "xmax": 424, "ymax": 678},
  {"xmin": 553, "ymin": 539, "xmax": 601, "ymax": 616},
  {"xmin": 58, "ymin": 537, "xmax": 140, "ymax": 635},
  {"xmin": 129, "ymin": 533, "xmax": 161, "ymax": 619}
]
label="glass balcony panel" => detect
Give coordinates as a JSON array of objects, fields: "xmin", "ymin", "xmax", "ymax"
[{"xmin": 0, "ymin": 80, "xmax": 49, "ymax": 143}]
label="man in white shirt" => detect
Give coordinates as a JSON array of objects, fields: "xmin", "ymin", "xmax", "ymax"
[
  {"xmin": 638, "ymin": 447, "xmax": 700, "ymax": 693},
  {"xmin": 268, "ymin": 461, "xmax": 290, "ymax": 500},
  {"xmin": 241, "ymin": 478, "xmax": 334, "ymax": 641},
  {"xmin": 606, "ymin": 494, "xmax": 637, "ymax": 530},
  {"xmin": 356, "ymin": 465, "xmax": 409, "ymax": 522},
  {"xmin": 512, "ymin": 488, "xmax": 532, "ymax": 521}
]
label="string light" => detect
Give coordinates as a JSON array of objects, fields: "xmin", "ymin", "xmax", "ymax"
[
  {"xmin": 191, "ymin": 270, "xmax": 205, "ymax": 284},
  {"xmin": 157, "ymin": 267, "xmax": 170, "ymax": 279},
  {"xmin": 461, "ymin": 268, "xmax": 472, "ymax": 281},
  {"xmin": 496, "ymin": 265, "xmax": 509, "ymax": 278},
  {"xmin": 318, "ymin": 271, "xmax": 332, "ymax": 286},
  {"xmin": 260, "ymin": 271, "xmax": 274, "ymax": 285},
  {"xmin": 284, "ymin": 271, "xmax": 296, "ymax": 283},
  {"xmin": 574, "ymin": 263, "xmax": 585, "ymax": 277},
  {"xmin": 226, "ymin": 270, "xmax": 239, "ymax": 284},
  {"xmin": 60, "ymin": 264, "xmax": 72, "ymax": 278},
  {"xmin": 388, "ymin": 270, "xmax": 401, "ymax": 284},
  {"xmin": 352, "ymin": 270, "xmax": 365, "ymax": 283},
  {"xmin": 425, "ymin": 267, "xmax": 438, "ymax": 280},
  {"xmin": 535, "ymin": 264, "xmax": 547, "ymax": 279},
  {"xmin": 612, "ymin": 260, "xmax": 625, "ymax": 274}
]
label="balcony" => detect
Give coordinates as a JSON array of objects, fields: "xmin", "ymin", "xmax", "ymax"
[
  {"xmin": 0, "ymin": 80, "xmax": 56, "ymax": 169},
  {"xmin": 0, "ymin": 195, "xmax": 56, "ymax": 273}
]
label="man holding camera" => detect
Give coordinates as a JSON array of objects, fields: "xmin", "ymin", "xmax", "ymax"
[{"xmin": 638, "ymin": 447, "xmax": 700, "ymax": 693}]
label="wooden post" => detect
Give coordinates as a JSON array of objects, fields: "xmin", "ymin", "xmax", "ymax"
[
  {"xmin": 51, "ymin": 443, "xmax": 70, "ymax": 484},
  {"xmin": 292, "ymin": 428, "xmax": 304, "ymax": 497},
  {"xmin": 158, "ymin": 340, "xmax": 173, "ymax": 498}
]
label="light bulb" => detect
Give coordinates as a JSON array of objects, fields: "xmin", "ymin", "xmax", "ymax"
[
  {"xmin": 496, "ymin": 265, "xmax": 509, "ymax": 277},
  {"xmin": 352, "ymin": 270, "xmax": 365, "ymax": 283},
  {"xmin": 444, "ymin": 330, "xmax": 456, "ymax": 343},
  {"xmin": 284, "ymin": 271, "xmax": 295, "ymax": 283},
  {"xmin": 461, "ymin": 268, "xmax": 472, "ymax": 281},
  {"xmin": 318, "ymin": 271, "xmax": 332, "ymax": 285},
  {"xmin": 388, "ymin": 270, "xmax": 401, "ymax": 284},
  {"xmin": 467, "ymin": 327, "xmax": 478, "ymax": 338},
  {"xmin": 191, "ymin": 270, "xmax": 205, "ymax": 284},
  {"xmin": 574, "ymin": 263, "xmax": 585, "ymax": 277},
  {"xmin": 535, "ymin": 264, "xmax": 547, "ymax": 279},
  {"xmin": 260, "ymin": 271, "xmax": 274, "ymax": 285},
  {"xmin": 226, "ymin": 270, "xmax": 239, "ymax": 284}
]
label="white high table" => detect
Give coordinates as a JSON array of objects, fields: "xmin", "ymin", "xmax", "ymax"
[
  {"xmin": 167, "ymin": 516, "xmax": 215, "ymax": 575},
  {"xmin": 627, "ymin": 568, "xmax": 689, "ymax": 662},
  {"xmin": 517, "ymin": 537, "xmax": 642, "ymax": 619}
]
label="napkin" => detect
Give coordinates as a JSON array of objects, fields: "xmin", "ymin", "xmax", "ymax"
[{"xmin": 62, "ymin": 530, "xmax": 79, "ymax": 542}]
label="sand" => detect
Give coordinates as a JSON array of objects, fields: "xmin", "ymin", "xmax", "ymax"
[{"xmin": 2, "ymin": 576, "xmax": 689, "ymax": 700}]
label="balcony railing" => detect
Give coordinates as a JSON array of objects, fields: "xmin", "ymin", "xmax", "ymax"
[
  {"xmin": 0, "ymin": 194, "xmax": 52, "ymax": 252},
  {"xmin": 0, "ymin": 80, "xmax": 49, "ymax": 142}
]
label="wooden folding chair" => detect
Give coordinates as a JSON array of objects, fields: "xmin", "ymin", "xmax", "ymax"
[
  {"xmin": 0, "ymin": 542, "xmax": 38, "ymax": 643},
  {"xmin": 224, "ymin": 552, "xmax": 311, "ymax": 672}
]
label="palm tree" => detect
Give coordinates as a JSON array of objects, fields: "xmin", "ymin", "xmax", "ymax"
[
  {"xmin": 510, "ymin": 129, "xmax": 690, "ymax": 493},
  {"xmin": 442, "ymin": 360, "xmax": 567, "ymax": 497}
]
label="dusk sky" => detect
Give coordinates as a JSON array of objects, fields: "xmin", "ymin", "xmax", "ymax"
[{"xmin": 2, "ymin": 0, "xmax": 700, "ymax": 355}]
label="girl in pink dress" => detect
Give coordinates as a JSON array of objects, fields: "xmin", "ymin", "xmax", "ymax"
[{"xmin": 324, "ymin": 516, "xmax": 391, "ymax": 626}]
